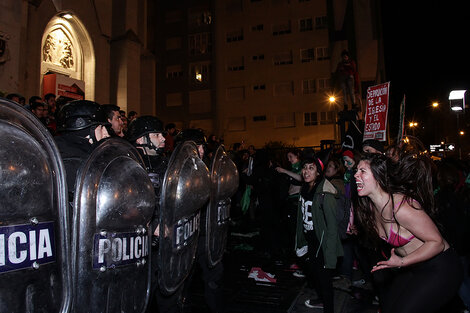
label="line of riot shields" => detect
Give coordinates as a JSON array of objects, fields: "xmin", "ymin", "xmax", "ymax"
[{"xmin": 0, "ymin": 98, "xmax": 239, "ymax": 313}]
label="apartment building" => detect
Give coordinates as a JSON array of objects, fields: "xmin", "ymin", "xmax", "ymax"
[{"xmin": 156, "ymin": 0, "xmax": 382, "ymax": 148}]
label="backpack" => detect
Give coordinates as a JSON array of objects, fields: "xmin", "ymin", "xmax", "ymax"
[{"xmin": 320, "ymin": 192, "xmax": 351, "ymax": 240}]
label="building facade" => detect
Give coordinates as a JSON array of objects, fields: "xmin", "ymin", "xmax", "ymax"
[
  {"xmin": 0, "ymin": 0, "xmax": 157, "ymax": 115},
  {"xmin": 1, "ymin": 0, "xmax": 383, "ymax": 148},
  {"xmin": 154, "ymin": 0, "xmax": 216, "ymax": 132},
  {"xmin": 156, "ymin": 0, "xmax": 384, "ymax": 148}
]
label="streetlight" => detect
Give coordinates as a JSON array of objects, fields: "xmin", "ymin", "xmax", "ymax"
[
  {"xmin": 432, "ymin": 102, "xmax": 439, "ymax": 108},
  {"xmin": 449, "ymin": 90, "xmax": 467, "ymax": 158},
  {"xmin": 449, "ymin": 90, "xmax": 466, "ymax": 111},
  {"xmin": 409, "ymin": 121, "xmax": 418, "ymax": 136},
  {"xmin": 328, "ymin": 94, "xmax": 339, "ymax": 142}
]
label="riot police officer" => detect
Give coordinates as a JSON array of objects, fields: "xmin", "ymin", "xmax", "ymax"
[
  {"xmin": 54, "ymin": 100, "xmax": 110, "ymax": 198},
  {"xmin": 176, "ymin": 129, "xmax": 225, "ymax": 313},
  {"xmin": 175, "ymin": 128, "xmax": 209, "ymax": 164},
  {"xmin": 127, "ymin": 116, "xmax": 182, "ymax": 313}
]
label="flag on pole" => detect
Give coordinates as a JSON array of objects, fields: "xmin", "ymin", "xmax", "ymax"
[{"xmin": 397, "ymin": 95, "xmax": 406, "ymax": 143}]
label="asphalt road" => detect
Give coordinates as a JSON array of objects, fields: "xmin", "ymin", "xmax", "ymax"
[{"xmin": 186, "ymin": 220, "xmax": 380, "ymax": 313}]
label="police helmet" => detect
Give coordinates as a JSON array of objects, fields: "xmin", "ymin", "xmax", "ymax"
[
  {"xmin": 175, "ymin": 128, "xmax": 207, "ymax": 146},
  {"xmin": 57, "ymin": 100, "xmax": 103, "ymax": 132},
  {"xmin": 127, "ymin": 115, "xmax": 165, "ymax": 143}
]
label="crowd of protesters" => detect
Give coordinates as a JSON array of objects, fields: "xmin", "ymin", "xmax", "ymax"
[
  {"xmin": 228, "ymin": 138, "xmax": 470, "ymax": 313},
  {"xmin": 2, "ymin": 93, "xmax": 469, "ymax": 312}
]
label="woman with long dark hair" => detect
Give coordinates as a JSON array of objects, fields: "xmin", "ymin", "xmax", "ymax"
[
  {"xmin": 354, "ymin": 152, "xmax": 462, "ymax": 313},
  {"xmin": 295, "ymin": 156, "xmax": 343, "ymax": 313}
]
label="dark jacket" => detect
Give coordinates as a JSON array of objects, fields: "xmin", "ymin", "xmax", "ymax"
[{"xmin": 295, "ymin": 178, "xmax": 343, "ymax": 269}]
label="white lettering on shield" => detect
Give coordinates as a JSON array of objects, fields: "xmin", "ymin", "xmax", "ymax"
[{"xmin": 97, "ymin": 235, "xmax": 148, "ymax": 265}]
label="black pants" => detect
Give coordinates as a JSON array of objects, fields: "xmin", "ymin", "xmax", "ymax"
[
  {"xmin": 382, "ymin": 248, "xmax": 463, "ymax": 313},
  {"xmin": 305, "ymin": 231, "xmax": 334, "ymax": 313}
]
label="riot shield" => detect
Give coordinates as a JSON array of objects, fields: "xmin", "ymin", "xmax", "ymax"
[
  {"xmin": 205, "ymin": 145, "xmax": 239, "ymax": 267},
  {"xmin": 157, "ymin": 141, "xmax": 210, "ymax": 294},
  {"xmin": 72, "ymin": 138, "xmax": 155, "ymax": 313},
  {"xmin": 0, "ymin": 98, "xmax": 71, "ymax": 312}
]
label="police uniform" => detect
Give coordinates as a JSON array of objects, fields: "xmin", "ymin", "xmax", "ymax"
[
  {"xmin": 54, "ymin": 100, "xmax": 105, "ymax": 201},
  {"xmin": 176, "ymin": 130, "xmax": 225, "ymax": 313},
  {"xmin": 127, "ymin": 116, "xmax": 182, "ymax": 313}
]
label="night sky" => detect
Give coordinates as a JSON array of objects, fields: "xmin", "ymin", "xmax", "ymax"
[{"xmin": 381, "ymin": 2, "xmax": 469, "ymax": 116}]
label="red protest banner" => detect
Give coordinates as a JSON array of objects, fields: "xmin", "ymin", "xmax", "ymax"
[{"xmin": 363, "ymin": 82, "xmax": 390, "ymax": 141}]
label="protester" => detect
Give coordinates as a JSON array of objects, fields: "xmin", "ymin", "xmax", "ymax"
[
  {"xmin": 275, "ymin": 149, "xmax": 303, "ymax": 274},
  {"xmin": 434, "ymin": 159, "xmax": 470, "ymax": 312},
  {"xmin": 6, "ymin": 93, "xmax": 21, "ymax": 104},
  {"xmin": 295, "ymin": 155, "xmax": 343, "ymax": 313},
  {"xmin": 101, "ymin": 104, "xmax": 124, "ymax": 137},
  {"xmin": 354, "ymin": 152, "xmax": 463, "ymax": 313},
  {"xmin": 128, "ymin": 110, "xmax": 138, "ymax": 122},
  {"xmin": 119, "ymin": 110, "xmax": 129, "ymax": 135},
  {"xmin": 335, "ymin": 50, "xmax": 359, "ymax": 111},
  {"xmin": 324, "ymin": 153, "xmax": 345, "ymax": 194},
  {"xmin": 362, "ymin": 139, "xmax": 385, "ymax": 154},
  {"xmin": 30, "ymin": 101, "xmax": 48, "ymax": 124}
]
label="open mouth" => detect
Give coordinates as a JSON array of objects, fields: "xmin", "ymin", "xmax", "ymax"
[{"xmin": 356, "ymin": 181, "xmax": 364, "ymax": 191}]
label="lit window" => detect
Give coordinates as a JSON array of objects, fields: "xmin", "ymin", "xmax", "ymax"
[
  {"xmin": 190, "ymin": 62, "xmax": 211, "ymax": 84},
  {"xmin": 189, "ymin": 10, "xmax": 212, "ymax": 28}
]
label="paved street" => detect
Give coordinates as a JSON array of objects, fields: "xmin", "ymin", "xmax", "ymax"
[{"xmin": 187, "ymin": 220, "xmax": 380, "ymax": 313}]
